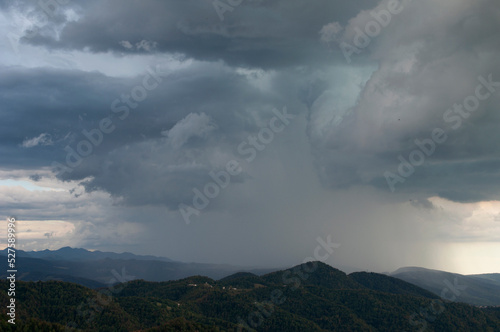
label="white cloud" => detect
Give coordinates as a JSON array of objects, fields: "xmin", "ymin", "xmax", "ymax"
[
  {"xmin": 319, "ymin": 22, "xmax": 343, "ymax": 44},
  {"xmin": 136, "ymin": 40, "xmax": 157, "ymax": 52},
  {"xmin": 21, "ymin": 133, "xmax": 53, "ymax": 148},
  {"xmin": 119, "ymin": 40, "xmax": 133, "ymax": 49},
  {"xmin": 119, "ymin": 40, "xmax": 157, "ymax": 52},
  {"xmin": 162, "ymin": 112, "xmax": 217, "ymax": 149}
]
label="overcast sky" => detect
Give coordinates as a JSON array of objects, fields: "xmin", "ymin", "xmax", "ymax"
[{"xmin": 0, "ymin": 0, "xmax": 499, "ymax": 274}]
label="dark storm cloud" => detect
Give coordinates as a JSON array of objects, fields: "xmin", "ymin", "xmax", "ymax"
[
  {"xmin": 0, "ymin": 66, "xmax": 129, "ymax": 169},
  {"xmin": 0, "ymin": 61, "xmax": 301, "ymax": 208},
  {"xmin": 3, "ymin": 0, "xmax": 500, "ymax": 212},
  {"xmin": 15, "ymin": 0, "xmax": 375, "ymax": 68}
]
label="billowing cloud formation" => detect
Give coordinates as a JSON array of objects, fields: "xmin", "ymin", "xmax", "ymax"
[
  {"xmin": 314, "ymin": 0, "xmax": 500, "ymax": 202},
  {"xmin": 162, "ymin": 113, "xmax": 217, "ymax": 149},
  {"xmin": 1, "ymin": 0, "xmax": 500, "ymax": 273}
]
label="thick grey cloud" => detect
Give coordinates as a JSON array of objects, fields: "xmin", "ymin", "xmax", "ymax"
[
  {"xmin": 11, "ymin": 0, "xmax": 376, "ymax": 68},
  {"xmin": 3, "ymin": 0, "xmax": 500, "ymax": 206},
  {"xmin": 0, "ymin": 61, "xmax": 304, "ymax": 208}
]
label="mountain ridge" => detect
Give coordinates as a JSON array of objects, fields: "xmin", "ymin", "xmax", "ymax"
[
  {"xmin": 0, "ymin": 246, "xmax": 174, "ymax": 262},
  {"xmin": 391, "ymin": 266, "xmax": 500, "ymax": 306}
]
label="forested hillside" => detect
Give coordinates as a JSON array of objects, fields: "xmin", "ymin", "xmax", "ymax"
[{"xmin": 1, "ymin": 262, "xmax": 500, "ymax": 331}]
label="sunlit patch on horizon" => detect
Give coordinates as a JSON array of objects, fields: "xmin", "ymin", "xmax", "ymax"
[
  {"xmin": 0, "ymin": 219, "xmax": 75, "ymax": 249},
  {"xmin": 420, "ymin": 197, "xmax": 500, "ymax": 274},
  {"xmin": 0, "ymin": 179, "xmax": 65, "ymax": 192},
  {"xmin": 445, "ymin": 242, "xmax": 500, "ymax": 274}
]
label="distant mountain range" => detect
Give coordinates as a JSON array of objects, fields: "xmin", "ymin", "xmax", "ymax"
[
  {"xmin": 390, "ymin": 266, "xmax": 500, "ymax": 306},
  {"xmin": 2, "ymin": 247, "xmax": 499, "ymax": 308},
  {"xmin": 1, "ymin": 261, "xmax": 500, "ymax": 331},
  {"xmin": 469, "ymin": 273, "xmax": 500, "ymax": 284},
  {"xmin": 0, "ymin": 247, "xmax": 276, "ymax": 288},
  {"xmin": 0, "ymin": 246, "xmax": 173, "ymax": 262}
]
